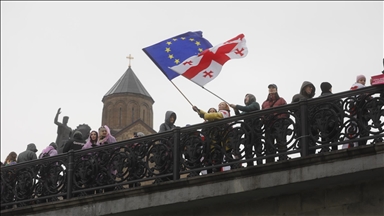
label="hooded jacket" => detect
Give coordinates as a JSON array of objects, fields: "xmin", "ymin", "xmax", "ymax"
[
  {"xmin": 17, "ymin": 143, "xmax": 38, "ymax": 163},
  {"xmin": 98, "ymin": 125, "xmax": 117, "ymax": 145},
  {"xmin": 319, "ymin": 82, "xmax": 333, "ymax": 97},
  {"xmin": 291, "ymin": 81, "xmax": 316, "ymax": 103},
  {"xmin": 38, "ymin": 145, "xmax": 58, "ymax": 159},
  {"xmin": 63, "ymin": 131, "xmax": 86, "ymax": 153},
  {"xmin": 159, "ymin": 111, "xmax": 177, "ymax": 133},
  {"xmin": 235, "ymin": 94, "xmax": 260, "ymax": 115},
  {"xmin": 82, "ymin": 130, "xmax": 100, "ymax": 149}
]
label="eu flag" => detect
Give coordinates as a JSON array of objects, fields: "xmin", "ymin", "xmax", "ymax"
[{"xmin": 142, "ymin": 31, "xmax": 213, "ymax": 80}]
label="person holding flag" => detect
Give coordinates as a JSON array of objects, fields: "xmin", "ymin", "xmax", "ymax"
[
  {"xmin": 229, "ymin": 93, "xmax": 261, "ymax": 167},
  {"xmin": 143, "ymin": 31, "xmax": 249, "ymax": 172},
  {"xmin": 192, "ymin": 102, "xmax": 233, "ymax": 172},
  {"xmin": 193, "ymin": 102, "xmax": 231, "ymax": 121}
]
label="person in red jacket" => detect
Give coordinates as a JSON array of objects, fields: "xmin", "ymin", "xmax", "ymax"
[
  {"xmin": 262, "ymin": 84, "xmax": 287, "ymax": 109},
  {"xmin": 262, "ymin": 84, "xmax": 288, "ymax": 163}
]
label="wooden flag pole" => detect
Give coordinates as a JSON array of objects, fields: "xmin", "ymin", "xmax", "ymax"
[
  {"xmin": 168, "ymin": 68, "xmax": 230, "ymax": 106},
  {"xmin": 200, "ymin": 86, "xmax": 230, "ymax": 105},
  {"xmin": 188, "ymin": 78, "xmax": 231, "ymax": 105},
  {"xmin": 170, "ymin": 80, "xmax": 194, "ymax": 106}
]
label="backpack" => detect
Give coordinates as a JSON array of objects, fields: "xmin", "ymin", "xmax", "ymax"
[{"xmin": 40, "ymin": 150, "xmax": 52, "ymax": 159}]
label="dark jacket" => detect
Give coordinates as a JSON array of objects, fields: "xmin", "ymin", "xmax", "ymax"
[
  {"xmin": 159, "ymin": 111, "xmax": 177, "ymax": 133},
  {"xmin": 17, "ymin": 143, "xmax": 38, "ymax": 163},
  {"xmin": 63, "ymin": 131, "xmax": 86, "ymax": 153},
  {"xmin": 234, "ymin": 94, "xmax": 260, "ymax": 116},
  {"xmin": 291, "ymin": 81, "xmax": 316, "ymax": 103}
]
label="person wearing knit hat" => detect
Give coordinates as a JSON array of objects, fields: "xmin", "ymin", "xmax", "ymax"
[
  {"xmin": 63, "ymin": 130, "xmax": 86, "ymax": 153},
  {"xmin": 356, "ymin": 75, "xmax": 366, "ymax": 85},
  {"xmin": 318, "ymin": 82, "xmax": 342, "ymax": 153},
  {"xmin": 320, "ymin": 82, "xmax": 333, "ymax": 97},
  {"xmin": 346, "ymin": 74, "xmax": 371, "ymax": 149},
  {"xmin": 351, "ymin": 74, "xmax": 367, "ymax": 90}
]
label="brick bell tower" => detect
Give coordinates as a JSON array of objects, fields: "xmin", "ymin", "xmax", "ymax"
[{"xmin": 101, "ymin": 55, "xmax": 157, "ymax": 141}]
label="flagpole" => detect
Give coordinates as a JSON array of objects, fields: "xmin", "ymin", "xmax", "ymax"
[
  {"xmin": 170, "ymin": 80, "xmax": 194, "ymax": 106},
  {"xmin": 187, "ymin": 79, "xmax": 230, "ymax": 105},
  {"xmin": 169, "ymin": 68, "xmax": 231, "ymax": 105},
  {"xmin": 200, "ymin": 86, "xmax": 230, "ymax": 105}
]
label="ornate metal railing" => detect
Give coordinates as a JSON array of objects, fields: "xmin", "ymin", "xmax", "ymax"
[{"xmin": 1, "ymin": 85, "xmax": 383, "ymax": 210}]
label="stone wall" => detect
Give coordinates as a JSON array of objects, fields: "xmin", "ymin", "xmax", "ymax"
[{"xmin": 161, "ymin": 179, "xmax": 383, "ymax": 216}]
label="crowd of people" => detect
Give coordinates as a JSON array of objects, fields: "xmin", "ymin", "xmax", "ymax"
[
  {"xmin": 2, "ymin": 74, "xmax": 375, "ymax": 168},
  {"xmin": 156, "ymin": 74, "xmax": 376, "ymax": 167},
  {"xmin": 1, "ymin": 125, "xmax": 119, "ymax": 168},
  {"xmin": 0, "ymin": 74, "xmax": 381, "ymax": 210},
  {"xmin": 2, "ymin": 74, "xmax": 377, "ymax": 168}
]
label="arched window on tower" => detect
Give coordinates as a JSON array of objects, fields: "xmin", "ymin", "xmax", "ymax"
[
  {"xmin": 119, "ymin": 107, "xmax": 122, "ymax": 127},
  {"xmin": 143, "ymin": 109, "xmax": 145, "ymax": 122},
  {"xmin": 132, "ymin": 107, "xmax": 134, "ymax": 123}
]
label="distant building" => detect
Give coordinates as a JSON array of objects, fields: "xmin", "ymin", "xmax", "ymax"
[{"xmin": 101, "ymin": 65, "xmax": 156, "ymax": 141}]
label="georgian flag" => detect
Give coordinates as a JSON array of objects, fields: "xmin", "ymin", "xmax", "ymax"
[{"xmin": 170, "ymin": 34, "xmax": 248, "ymax": 86}]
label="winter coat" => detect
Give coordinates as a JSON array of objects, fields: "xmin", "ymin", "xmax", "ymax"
[
  {"xmin": 262, "ymin": 95, "xmax": 287, "ymax": 110},
  {"xmin": 320, "ymin": 92, "xmax": 333, "ymax": 97},
  {"xmin": 63, "ymin": 131, "xmax": 86, "ymax": 153},
  {"xmin": 17, "ymin": 143, "xmax": 38, "ymax": 163},
  {"xmin": 291, "ymin": 81, "xmax": 316, "ymax": 103},
  {"xmin": 234, "ymin": 94, "xmax": 260, "ymax": 116},
  {"xmin": 197, "ymin": 109, "xmax": 231, "ymax": 121},
  {"xmin": 82, "ymin": 130, "xmax": 100, "ymax": 149},
  {"xmin": 159, "ymin": 111, "xmax": 177, "ymax": 133},
  {"xmin": 38, "ymin": 146, "xmax": 58, "ymax": 159},
  {"xmin": 350, "ymin": 82, "xmax": 366, "ymax": 90},
  {"xmin": 98, "ymin": 126, "xmax": 117, "ymax": 145},
  {"xmin": 82, "ymin": 141, "xmax": 100, "ymax": 149}
]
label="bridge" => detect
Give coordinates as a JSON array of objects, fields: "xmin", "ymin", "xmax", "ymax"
[{"xmin": 1, "ymin": 85, "xmax": 383, "ymax": 215}]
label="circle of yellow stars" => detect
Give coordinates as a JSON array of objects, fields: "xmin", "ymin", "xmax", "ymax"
[{"xmin": 164, "ymin": 37, "xmax": 205, "ymax": 65}]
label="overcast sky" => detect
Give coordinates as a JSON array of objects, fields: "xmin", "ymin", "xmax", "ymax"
[{"xmin": 1, "ymin": 1, "xmax": 383, "ymax": 162}]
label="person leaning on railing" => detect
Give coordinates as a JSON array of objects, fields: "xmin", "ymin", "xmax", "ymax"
[
  {"xmin": 318, "ymin": 82, "xmax": 342, "ymax": 152},
  {"xmin": 193, "ymin": 102, "xmax": 232, "ymax": 172},
  {"xmin": 229, "ymin": 93, "xmax": 261, "ymax": 167},
  {"xmin": 261, "ymin": 84, "xmax": 288, "ymax": 163},
  {"xmin": 291, "ymin": 81, "xmax": 317, "ymax": 156}
]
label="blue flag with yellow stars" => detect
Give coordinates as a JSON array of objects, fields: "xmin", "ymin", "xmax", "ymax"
[{"xmin": 142, "ymin": 31, "xmax": 213, "ymax": 80}]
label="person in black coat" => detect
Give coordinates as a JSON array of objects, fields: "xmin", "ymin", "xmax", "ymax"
[
  {"xmin": 17, "ymin": 143, "xmax": 38, "ymax": 163},
  {"xmin": 63, "ymin": 131, "xmax": 85, "ymax": 153}
]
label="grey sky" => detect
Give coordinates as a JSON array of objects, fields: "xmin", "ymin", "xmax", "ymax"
[{"xmin": 1, "ymin": 1, "xmax": 383, "ymax": 161}]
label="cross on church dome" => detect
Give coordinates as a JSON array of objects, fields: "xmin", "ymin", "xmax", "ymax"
[{"xmin": 126, "ymin": 54, "xmax": 134, "ymax": 67}]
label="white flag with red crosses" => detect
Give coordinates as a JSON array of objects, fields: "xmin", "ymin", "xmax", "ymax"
[{"xmin": 170, "ymin": 34, "xmax": 248, "ymax": 86}]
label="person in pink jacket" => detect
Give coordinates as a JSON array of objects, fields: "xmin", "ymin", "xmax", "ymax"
[
  {"xmin": 82, "ymin": 130, "xmax": 100, "ymax": 149},
  {"xmin": 38, "ymin": 142, "xmax": 58, "ymax": 159},
  {"xmin": 98, "ymin": 125, "xmax": 117, "ymax": 145},
  {"xmin": 97, "ymin": 125, "xmax": 117, "ymax": 193}
]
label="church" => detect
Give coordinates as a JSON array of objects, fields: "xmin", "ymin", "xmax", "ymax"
[{"xmin": 101, "ymin": 55, "xmax": 157, "ymax": 141}]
